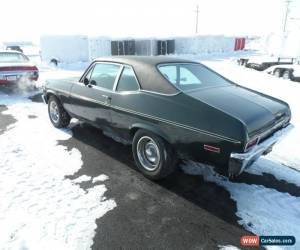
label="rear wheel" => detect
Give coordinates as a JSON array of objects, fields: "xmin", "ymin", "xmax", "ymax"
[
  {"xmin": 48, "ymin": 95, "xmax": 71, "ymax": 128},
  {"xmin": 282, "ymin": 70, "xmax": 291, "ymax": 80},
  {"xmin": 132, "ymin": 129, "xmax": 177, "ymax": 180}
]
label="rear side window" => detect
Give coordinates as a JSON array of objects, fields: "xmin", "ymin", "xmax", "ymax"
[
  {"xmin": 116, "ymin": 66, "xmax": 139, "ymax": 92},
  {"xmin": 90, "ymin": 63, "xmax": 121, "ymax": 90},
  {"xmin": 158, "ymin": 63, "xmax": 231, "ymax": 91}
]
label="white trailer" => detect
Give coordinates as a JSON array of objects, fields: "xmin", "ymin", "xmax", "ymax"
[
  {"xmin": 40, "ymin": 35, "xmax": 112, "ymax": 64},
  {"xmin": 264, "ymin": 32, "xmax": 300, "ymax": 82},
  {"xmin": 40, "ymin": 35, "xmax": 90, "ymax": 64}
]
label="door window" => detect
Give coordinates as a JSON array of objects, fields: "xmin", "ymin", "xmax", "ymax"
[
  {"xmin": 116, "ymin": 66, "xmax": 139, "ymax": 92},
  {"xmin": 90, "ymin": 63, "xmax": 121, "ymax": 90}
]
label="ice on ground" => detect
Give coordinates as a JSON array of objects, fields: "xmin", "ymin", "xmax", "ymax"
[
  {"xmin": 182, "ymin": 161, "xmax": 300, "ymax": 250},
  {"xmin": 0, "ymin": 94, "xmax": 116, "ymax": 249}
]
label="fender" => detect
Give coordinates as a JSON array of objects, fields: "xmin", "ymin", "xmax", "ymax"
[
  {"xmin": 44, "ymin": 89, "xmax": 64, "ymax": 104},
  {"xmin": 130, "ymin": 123, "xmax": 171, "ymax": 144}
]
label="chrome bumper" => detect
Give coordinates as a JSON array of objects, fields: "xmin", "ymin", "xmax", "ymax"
[
  {"xmin": 228, "ymin": 124, "xmax": 293, "ymax": 175},
  {"xmin": 41, "ymin": 94, "xmax": 47, "ymax": 104}
]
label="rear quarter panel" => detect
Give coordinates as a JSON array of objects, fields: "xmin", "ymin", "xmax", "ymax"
[{"xmin": 110, "ymin": 91, "xmax": 244, "ymax": 165}]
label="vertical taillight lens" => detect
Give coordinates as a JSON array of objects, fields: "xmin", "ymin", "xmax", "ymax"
[{"xmin": 245, "ymin": 137, "xmax": 259, "ymax": 151}]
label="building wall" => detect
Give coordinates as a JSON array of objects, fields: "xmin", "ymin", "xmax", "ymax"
[
  {"xmin": 174, "ymin": 35, "xmax": 235, "ymax": 54},
  {"xmin": 135, "ymin": 40, "xmax": 157, "ymax": 56},
  {"xmin": 88, "ymin": 37, "xmax": 111, "ymax": 60}
]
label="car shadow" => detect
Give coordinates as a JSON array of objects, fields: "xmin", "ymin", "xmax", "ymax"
[{"xmin": 60, "ymin": 121, "xmax": 300, "ymax": 228}]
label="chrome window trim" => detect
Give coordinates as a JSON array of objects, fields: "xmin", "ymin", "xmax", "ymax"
[
  {"xmin": 115, "ymin": 65, "xmax": 141, "ymax": 93},
  {"xmin": 79, "ymin": 61, "xmax": 123, "ymax": 87},
  {"xmin": 140, "ymin": 89, "xmax": 180, "ymax": 96},
  {"xmin": 112, "ymin": 65, "xmax": 124, "ymax": 91}
]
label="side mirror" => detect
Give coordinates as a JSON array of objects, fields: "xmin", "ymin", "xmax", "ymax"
[
  {"xmin": 90, "ymin": 80, "xmax": 96, "ymax": 86},
  {"xmin": 83, "ymin": 78, "xmax": 89, "ymax": 85}
]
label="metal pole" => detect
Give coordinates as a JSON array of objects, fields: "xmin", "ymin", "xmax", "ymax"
[
  {"xmin": 283, "ymin": 0, "xmax": 292, "ymax": 33},
  {"xmin": 195, "ymin": 5, "xmax": 199, "ymax": 34}
]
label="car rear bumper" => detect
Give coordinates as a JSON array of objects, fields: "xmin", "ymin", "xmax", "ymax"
[
  {"xmin": 0, "ymin": 72, "xmax": 39, "ymax": 84},
  {"xmin": 228, "ymin": 124, "xmax": 293, "ymax": 175}
]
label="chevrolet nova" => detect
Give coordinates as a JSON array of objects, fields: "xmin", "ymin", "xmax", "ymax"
[{"xmin": 43, "ymin": 56, "xmax": 292, "ymax": 179}]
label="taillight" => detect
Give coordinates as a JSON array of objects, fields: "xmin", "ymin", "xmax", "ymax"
[{"xmin": 245, "ymin": 137, "xmax": 259, "ymax": 151}]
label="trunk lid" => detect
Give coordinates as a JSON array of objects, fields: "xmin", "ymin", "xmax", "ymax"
[
  {"xmin": 0, "ymin": 62, "xmax": 37, "ymax": 71},
  {"xmin": 187, "ymin": 85, "xmax": 290, "ymax": 137}
]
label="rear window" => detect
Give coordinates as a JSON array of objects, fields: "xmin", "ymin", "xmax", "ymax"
[
  {"xmin": 0, "ymin": 52, "xmax": 28, "ymax": 63},
  {"xmin": 158, "ymin": 63, "xmax": 232, "ymax": 91}
]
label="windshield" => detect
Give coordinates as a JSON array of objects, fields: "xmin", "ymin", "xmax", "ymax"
[
  {"xmin": 0, "ymin": 52, "xmax": 29, "ymax": 63},
  {"xmin": 158, "ymin": 63, "xmax": 232, "ymax": 91}
]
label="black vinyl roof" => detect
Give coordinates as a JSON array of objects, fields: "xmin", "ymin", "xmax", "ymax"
[{"xmin": 94, "ymin": 56, "xmax": 198, "ymax": 95}]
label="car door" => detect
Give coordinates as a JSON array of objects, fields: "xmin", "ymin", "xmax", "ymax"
[
  {"xmin": 110, "ymin": 65, "xmax": 141, "ymax": 138},
  {"xmin": 70, "ymin": 62, "xmax": 122, "ymax": 128}
]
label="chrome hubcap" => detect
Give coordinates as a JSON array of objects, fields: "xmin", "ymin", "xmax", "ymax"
[
  {"xmin": 283, "ymin": 72, "xmax": 289, "ymax": 79},
  {"xmin": 49, "ymin": 101, "xmax": 59, "ymax": 123},
  {"xmin": 137, "ymin": 136, "xmax": 160, "ymax": 171}
]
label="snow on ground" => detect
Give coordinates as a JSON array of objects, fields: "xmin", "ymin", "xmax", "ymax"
[
  {"xmin": 182, "ymin": 162, "xmax": 300, "ymax": 250},
  {"xmin": 0, "ymin": 92, "xmax": 116, "ymax": 249},
  {"xmin": 218, "ymin": 245, "xmax": 241, "ymax": 250},
  {"xmin": 92, "ymin": 174, "xmax": 109, "ymax": 184}
]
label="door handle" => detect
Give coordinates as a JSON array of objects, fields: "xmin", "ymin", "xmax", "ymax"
[{"xmin": 101, "ymin": 94, "xmax": 111, "ymax": 102}]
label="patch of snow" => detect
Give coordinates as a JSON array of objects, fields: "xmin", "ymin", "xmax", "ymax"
[
  {"xmin": 245, "ymin": 158, "xmax": 300, "ymax": 188},
  {"xmin": 0, "ymin": 94, "xmax": 116, "ymax": 249},
  {"xmin": 72, "ymin": 175, "xmax": 92, "ymax": 184},
  {"xmin": 92, "ymin": 174, "xmax": 109, "ymax": 183},
  {"xmin": 218, "ymin": 245, "xmax": 241, "ymax": 250},
  {"xmin": 182, "ymin": 161, "xmax": 300, "ymax": 250}
]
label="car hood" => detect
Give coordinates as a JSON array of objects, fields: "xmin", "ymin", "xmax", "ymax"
[{"xmin": 187, "ymin": 85, "xmax": 290, "ymax": 137}]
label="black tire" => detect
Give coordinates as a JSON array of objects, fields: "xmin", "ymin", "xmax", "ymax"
[
  {"xmin": 132, "ymin": 129, "xmax": 177, "ymax": 180},
  {"xmin": 282, "ymin": 70, "xmax": 291, "ymax": 80},
  {"xmin": 48, "ymin": 95, "xmax": 71, "ymax": 128}
]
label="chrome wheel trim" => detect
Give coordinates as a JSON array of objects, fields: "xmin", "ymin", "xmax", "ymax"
[
  {"xmin": 282, "ymin": 71, "xmax": 290, "ymax": 79},
  {"xmin": 49, "ymin": 101, "xmax": 60, "ymax": 123},
  {"xmin": 137, "ymin": 136, "xmax": 161, "ymax": 171}
]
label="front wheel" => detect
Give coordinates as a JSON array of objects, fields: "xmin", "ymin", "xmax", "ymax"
[
  {"xmin": 48, "ymin": 95, "xmax": 71, "ymax": 128},
  {"xmin": 132, "ymin": 129, "xmax": 177, "ymax": 180},
  {"xmin": 273, "ymin": 68, "xmax": 281, "ymax": 78}
]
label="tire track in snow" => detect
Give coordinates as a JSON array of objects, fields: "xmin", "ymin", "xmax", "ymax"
[{"xmin": 0, "ymin": 94, "xmax": 116, "ymax": 249}]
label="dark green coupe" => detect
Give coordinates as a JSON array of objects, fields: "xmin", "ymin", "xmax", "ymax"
[{"xmin": 43, "ymin": 56, "xmax": 292, "ymax": 179}]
